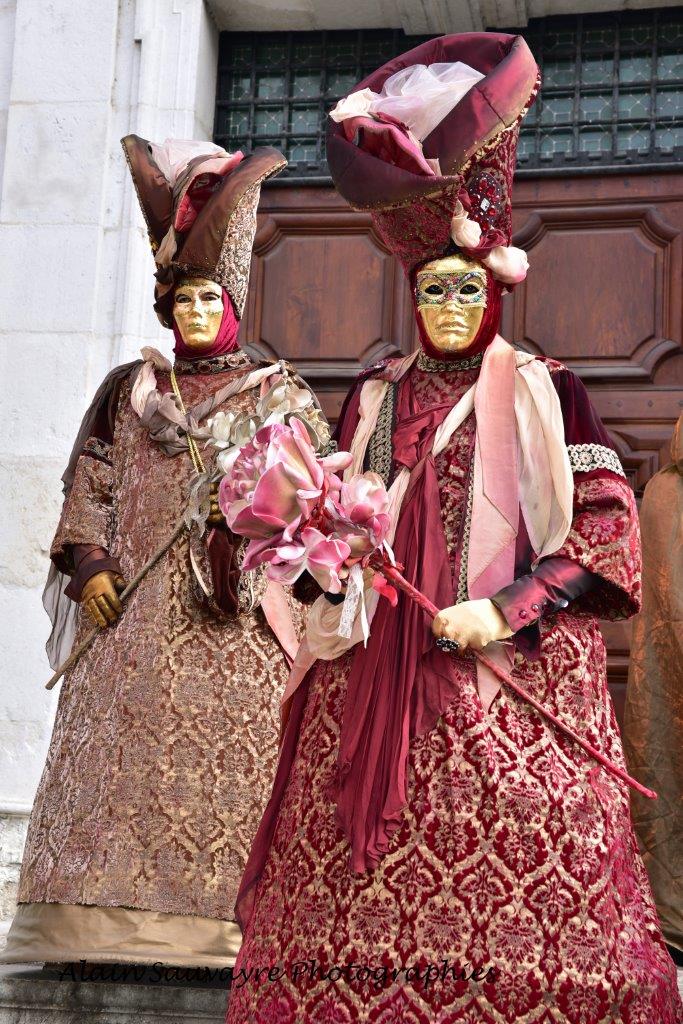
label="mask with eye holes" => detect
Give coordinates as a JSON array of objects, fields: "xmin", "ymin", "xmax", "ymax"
[{"xmin": 414, "ymin": 252, "xmax": 502, "ymax": 359}]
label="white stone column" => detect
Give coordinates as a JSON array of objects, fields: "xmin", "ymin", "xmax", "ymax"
[{"xmin": 0, "ymin": 0, "xmax": 218, "ymax": 944}]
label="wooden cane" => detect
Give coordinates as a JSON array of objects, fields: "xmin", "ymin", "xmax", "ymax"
[
  {"xmin": 45, "ymin": 519, "xmax": 188, "ymax": 690},
  {"xmin": 378, "ymin": 562, "xmax": 657, "ymax": 801}
]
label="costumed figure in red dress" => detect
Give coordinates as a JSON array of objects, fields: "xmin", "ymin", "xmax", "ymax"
[{"xmin": 225, "ymin": 34, "xmax": 683, "ymax": 1023}]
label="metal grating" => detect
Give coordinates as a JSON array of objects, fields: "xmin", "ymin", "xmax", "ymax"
[
  {"xmin": 518, "ymin": 9, "xmax": 683, "ymax": 171},
  {"xmin": 214, "ymin": 10, "xmax": 683, "ymax": 180}
]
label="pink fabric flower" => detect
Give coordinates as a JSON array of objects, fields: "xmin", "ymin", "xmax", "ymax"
[
  {"xmin": 371, "ymin": 572, "xmax": 398, "ymax": 607},
  {"xmin": 258, "ymin": 527, "xmax": 351, "ymax": 594},
  {"xmin": 450, "ymin": 200, "xmax": 483, "ymax": 250},
  {"xmin": 482, "ymin": 244, "xmax": 529, "ymax": 284},
  {"xmin": 340, "ymin": 472, "xmax": 390, "ymax": 522},
  {"xmin": 335, "ymin": 472, "xmax": 391, "ymax": 558},
  {"xmin": 219, "ymin": 418, "xmax": 352, "ymax": 542}
]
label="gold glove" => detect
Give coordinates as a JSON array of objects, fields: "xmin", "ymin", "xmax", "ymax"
[
  {"xmin": 81, "ymin": 571, "xmax": 126, "ymax": 628},
  {"xmin": 207, "ymin": 480, "xmax": 225, "ymax": 527},
  {"xmin": 432, "ymin": 598, "xmax": 514, "ymax": 651}
]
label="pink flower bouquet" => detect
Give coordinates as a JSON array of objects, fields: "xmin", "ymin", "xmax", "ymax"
[
  {"xmin": 216, "ymin": 416, "xmax": 655, "ymax": 801},
  {"xmin": 218, "ymin": 417, "xmax": 392, "ymax": 595}
]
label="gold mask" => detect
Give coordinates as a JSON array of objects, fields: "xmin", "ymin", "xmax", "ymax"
[
  {"xmin": 415, "ymin": 253, "xmax": 488, "ymax": 353},
  {"xmin": 172, "ymin": 277, "xmax": 224, "ymax": 350}
]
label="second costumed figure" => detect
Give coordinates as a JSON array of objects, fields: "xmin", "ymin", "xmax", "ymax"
[
  {"xmin": 225, "ymin": 32, "xmax": 682, "ymax": 1024},
  {"xmin": 4, "ymin": 138, "xmax": 327, "ymax": 969}
]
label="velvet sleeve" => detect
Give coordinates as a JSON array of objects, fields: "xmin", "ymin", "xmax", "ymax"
[
  {"xmin": 490, "ymin": 367, "xmax": 641, "ymax": 656},
  {"xmin": 333, "ymin": 379, "xmax": 364, "ymax": 449},
  {"xmin": 50, "ymin": 366, "xmax": 129, "ymax": 584},
  {"xmin": 50, "ymin": 436, "xmax": 118, "ymax": 579},
  {"xmin": 491, "ymin": 557, "xmax": 597, "ymax": 658},
  {"xmin": 544, "ymin": 367, "xmax": 642, "ymax": 621},
  {"xmin": 64, "ymin": 544, "xmax": 123, "ymax": 601},
  {"xmin": 333, "ymin": 360, "xmax": 390, "ymax": 450}
]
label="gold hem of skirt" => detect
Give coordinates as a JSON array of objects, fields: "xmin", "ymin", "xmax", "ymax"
[{"xmin": 0, "ymin": 902, "xmax": 241, "ymax": 968}]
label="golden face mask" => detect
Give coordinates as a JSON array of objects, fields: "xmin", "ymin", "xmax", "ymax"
[
  {"xmin": 172, "ymin": 277, "xmax": 224, "ymax": 349},
  {"xmin": 415, "ymin": 254, "xmax": 488, "ymax": 353}
]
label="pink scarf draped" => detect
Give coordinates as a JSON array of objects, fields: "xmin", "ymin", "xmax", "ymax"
[
  {"xmin": 468, "ymin": 337, "xmax": 519, "ymax": 598},
  {"xmin": 172, "ymin": 287, "xmax": 240, "ymax": 360}
]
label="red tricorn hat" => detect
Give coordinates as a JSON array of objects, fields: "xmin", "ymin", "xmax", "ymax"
[{"xmin": 326, "ymin": 33, "xmax": 540, "ymax": 285}]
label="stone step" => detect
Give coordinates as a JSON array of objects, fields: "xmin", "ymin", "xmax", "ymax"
[{"xmin": 0, "ymin": 965, "xmax": 229, "ymax": 1023}]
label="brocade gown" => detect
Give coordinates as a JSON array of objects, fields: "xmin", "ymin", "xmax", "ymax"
[
  {"xmin": 225, "ymin": 353, "xmax": 683, "ymax": 1023},
  {"xmin": 6, "ymin": 351, "xmax": 303, "ymax": 968},
  {"xmin": 623, "ymin": 414, "xmax": 683, "ymax": 956}
]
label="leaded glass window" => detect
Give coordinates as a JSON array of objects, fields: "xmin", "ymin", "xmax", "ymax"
[
  {"xmin": 520, "ymin": 9, "xmax": 683, "ymax": 168},
  {"xmin": 214, "ymin": 10, "xmax": 683, "ymax": 179},
  {"xmin": 215, "ymin": 30, "xmax": 430, "ymax": 180}
]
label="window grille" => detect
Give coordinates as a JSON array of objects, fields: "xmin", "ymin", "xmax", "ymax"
[{"xmin": 214, "ymin": 10, "xmax": 683, "ymax": 180}]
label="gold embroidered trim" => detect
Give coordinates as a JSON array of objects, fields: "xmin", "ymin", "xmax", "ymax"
[
  {"xmin": 214, "ymin": 157, "xmax": 287, "ymax": 317},
  {"xmin": 417, "ymin": 351, "xmax": 484, "ymax": 373},
  {"xmin": 456, "ymin": 470, "xmax": 475, "ymax": 604},
  {"xmin": 366, "ymin": 384, "xmax": 396, "ymax": 487},
  {"xmin": 173, "ymin": 352, "xmax": 251, "ymax": 375},
  {"xmin": 459, "ymin": 73, "xmax": 542, "ymax": 179}
]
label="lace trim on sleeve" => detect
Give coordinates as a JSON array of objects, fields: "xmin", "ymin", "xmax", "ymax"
[{"xmin": 567, "ymin": 443, "xmax": 625, "ymax": 479}]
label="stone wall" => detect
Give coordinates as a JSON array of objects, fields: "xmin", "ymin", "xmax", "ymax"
[{"xmin": 0, "ymin": 0, "xmax": 219, "ymax": 946}]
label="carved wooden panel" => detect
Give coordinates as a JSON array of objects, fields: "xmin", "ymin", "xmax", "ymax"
[
  {"xmin": 240, "ymin": 187, "xmax": 414, "ymax": 419},
  {"xmin": 246, "ymin": 174, "xmax": 683, "ymax": 724},
  {"xmin": 505, "ymin": 205, "xmax": 681, "ymax": 382}
]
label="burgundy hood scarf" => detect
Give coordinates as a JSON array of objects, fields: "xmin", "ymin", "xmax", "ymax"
[
  {"xmin": 172, "ymin": 287, "xmax": 240, "ymax": 360},
  {"xmin": 414, "ymin": 265, "xmax": 502, "ymax": 360}
]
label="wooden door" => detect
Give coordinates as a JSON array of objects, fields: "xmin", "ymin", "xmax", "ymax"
[{"xmin": 242, "ymin": 171, "xmax": 683, "ymax": 723}]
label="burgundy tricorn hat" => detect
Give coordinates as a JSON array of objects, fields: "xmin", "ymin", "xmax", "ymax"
[
  {"xmin": 122, "ymin": 135, "xmax": 286, "ymax": 327},
  {"xmin": 326, "ymin": 33, "xmax": 540, "ymax": 283}
]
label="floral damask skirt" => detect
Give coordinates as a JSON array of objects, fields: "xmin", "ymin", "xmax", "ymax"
[{"xmin": 226, "ymin": 616, "xmax": 682, "ymax": 1024}]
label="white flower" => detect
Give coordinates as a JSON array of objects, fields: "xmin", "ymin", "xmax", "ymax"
[
  {"xmin": 483, "ymin": 245, "xmax": 529, "ymax": 285},
  {"xmin": 290, "ymin": 409, "xmax": 331, "ymax": 452},
  {"xmin": 450, "ymin": 200, "xmax": 482, "ymax": 249},
  {"xmin": 216, "ymin": 444, "xmax": 242, "ymax": 476},
  {"xmin": 207, "ymin": 410, "xmax": 239, "ymax": 449},
  {"xmin": 233, "ymin": 414, "xmax": 260, "ymax": 447},
  {"xmin": 329, "ymin": 88, "xmax": 376, "ymax": 123},
  {"xmin": 208, "ymin": 409, "xmax": 260, "ymax": 452},
  {"xmin": 256, "ymin": 380, "xmax": 314, "ymax": 424}
]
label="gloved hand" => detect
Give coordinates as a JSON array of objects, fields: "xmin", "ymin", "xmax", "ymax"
[
  {"xmin": 207, "ymin": 480, "xmax": 225, "ymax": 527},
  {"xmin": 432, "ymin": 598, "xmax": 513, "ymax": 651},
  {"xmin": 81, "ymin": 571, "xmax": 126, "ymax": 627}
]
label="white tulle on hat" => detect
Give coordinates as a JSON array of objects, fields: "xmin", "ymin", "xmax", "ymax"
[
  {"xmin": 148, "ymin": 139, "xmax": 233, "ymax": 188},
  {"xmin": 330, "ymin": 61, "xmax": 485, "ymax": 142}
]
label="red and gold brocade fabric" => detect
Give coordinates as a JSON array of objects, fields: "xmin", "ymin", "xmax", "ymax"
[
  {"xmin": 19, "ymin": 357, "xmax": 300, "ymax": 926},
  {"xmin": 225, "ymin": 358, "xmax": 682, "ymax": 1024}
]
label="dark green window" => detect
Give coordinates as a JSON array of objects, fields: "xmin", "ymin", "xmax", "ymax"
[{"xmin": 214, "ymin": 10, "xmax": 683, "ymax": 180}]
